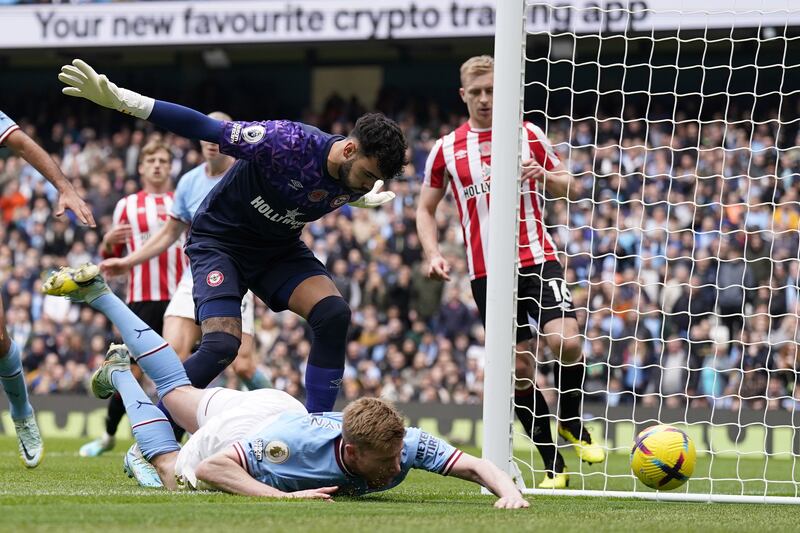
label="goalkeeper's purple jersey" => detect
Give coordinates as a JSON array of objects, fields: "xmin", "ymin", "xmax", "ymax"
[
  {"xmin": 231, "ymin": 412, "xmax": 464, "ymax": 496},
  {"xmin": 189, "ymin": 120, "xmax": 363, "ymax": 251}
]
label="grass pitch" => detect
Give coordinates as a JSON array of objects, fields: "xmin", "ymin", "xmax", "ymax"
[{"xmin": 0, "ymin": 437, "xmax": 797, "ymax": 533}]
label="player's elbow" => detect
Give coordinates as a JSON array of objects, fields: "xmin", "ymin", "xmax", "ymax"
[
  {"xmin": 195, "ymin": 456, "xmax": 227, "ymax": 486},
  {"xmin": 194, "ymin": 459, "xmax": 215, "ymax": 484},
  {"xmin": 416, "ymin": 203, "xmax": 437, "ymax": 229}
]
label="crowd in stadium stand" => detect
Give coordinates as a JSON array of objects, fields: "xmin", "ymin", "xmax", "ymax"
[{"xmin": 1, "ymin": 93, "xmax": 799, "ymax": 413}]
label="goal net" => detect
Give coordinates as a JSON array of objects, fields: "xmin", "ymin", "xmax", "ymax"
[{"xmin": 484, "ymin": 0, "xmax": 800, "ymax": 503}]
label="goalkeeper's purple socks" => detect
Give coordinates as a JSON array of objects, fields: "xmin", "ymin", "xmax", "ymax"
[
  {"xmin": 90, "ymin": 293, "xmax": 190, "ymax": 398},
  {"xmin": 305, "ymin": 365, "xmax": 343, "ymax": 413},
  {"xmin": 111, "ymin": 369, "xmax": 179, "ymax": 461}
]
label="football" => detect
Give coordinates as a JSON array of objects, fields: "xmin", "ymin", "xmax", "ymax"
[{"xmin": 630, "ymin": 424, "xmax": 697, "ymax": 490}]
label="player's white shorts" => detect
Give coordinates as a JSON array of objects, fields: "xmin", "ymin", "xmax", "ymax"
[
  {"xmin": 164, "ymin": 270, "xmax": 255, "ymax": 336},
  {"xmin": 174, "ymin": 387, "xmax": 307, "ymax": 489}
]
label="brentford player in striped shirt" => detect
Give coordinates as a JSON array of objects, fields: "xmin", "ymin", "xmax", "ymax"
[
  {"xmin": 102, "ymin": 141, "xmax": 185, "ymax": 305},
  {"xmin": 88, "ymin": 140, "xmax": 185, "ymax": 458},
  {"xmin": 417, "ymin": 55, "xmax": 605, "ymax": 489}
]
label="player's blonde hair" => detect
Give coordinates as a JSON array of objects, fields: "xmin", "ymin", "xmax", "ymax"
[
  {"xmin": 460, "ymin": 55, "xmax": 494, "ymax": 86},
  {"xmin": 139, "ymin": 140, "xmax": 172, "ymax": 164},
  {"xmin": 342, "ymin": 397, "xmax": 405, "ymax": 451}
]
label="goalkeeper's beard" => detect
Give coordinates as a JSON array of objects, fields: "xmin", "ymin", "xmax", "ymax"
[{"xmin": 337, "ymin": 158, "xmax": 357, "ymax": 189}]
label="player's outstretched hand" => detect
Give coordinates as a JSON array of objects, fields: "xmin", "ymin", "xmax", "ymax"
[
  {"xmin": 425, "ymin": 255, "xmax": 451, "ymax": 281},
  {"xmin": 493, "ymin": 495, "xmax": 530, "ymax": 509},
  {"xmin": 59, "ymin": 60, "xmax": 123, "ymax": 110},
  {"xmin": 348, "ymin": 180, "xmax": 396, "ymax": 208},
  {"xmin": 286, "ymin": 486, "xmax": 338, "ymax": 501},
  {"xmin": 59, "ymin": 59, "xmax": 154, "ymax": 119},
  {"xmin": 520, "ymin": 158, "xmax": 545, "ymax": 182},
  {"xmin": 103, "ymin": 223, "xmax": 132, "ymax": 245},
  {"xmin": 55, "ymin": 187, "xmax": 96, "ymax": 227}
]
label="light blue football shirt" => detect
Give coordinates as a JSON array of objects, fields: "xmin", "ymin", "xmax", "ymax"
[
  {"xmin": 170, "ymin": 163, "xmax": 226, "ymax": 224},
  {"xmin": 0, "ymin": 109, "xmax": 19, "ymax": 145},
  {"xmin": 231, "ymin": 412, "xmax": 462, "ymax": 496}
]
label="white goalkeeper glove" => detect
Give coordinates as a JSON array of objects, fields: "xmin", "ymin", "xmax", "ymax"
[
  {"xmin": 348, "ymin": 180, "xmax": 396, "ymax": 208},
  {"xmin": 58, "ymin": 59, "xmax": 154, "ymax": 120}
]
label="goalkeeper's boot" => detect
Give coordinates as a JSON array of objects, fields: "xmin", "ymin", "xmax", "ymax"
[
  {"xmin": 558, "ymin": 421, "xmax": 606, "ymax": 464},
  {"xmin": 123, "ymin": 443, "xmax": 163, "ymax": 489},
  {"xmin": 79, "ymin": 433, "xmax": 116, "ymax": 458},
  {"xmin": 14, "ymin": 414, "xmax": 44, "ymax": 468},
  {"xmin": 90, "ymin": 344, "xmax": 131, "ymax": 400},
  {"xmin": 41, "ymin": 263, "xmax": 111, "ymax": 304}
]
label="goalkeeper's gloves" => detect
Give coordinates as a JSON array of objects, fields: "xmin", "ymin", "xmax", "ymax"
[
  {"xmin": 348, "ymin": 180, "xmax": 396, "ymax": 208},
  {"xmin": 58, "ymin": 59, "xmax": 154, "ymax": 120}
]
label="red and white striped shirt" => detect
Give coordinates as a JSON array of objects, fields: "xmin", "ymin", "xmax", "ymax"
[
  {"xmin": 424, "ymin": 121, "xmax": 560, "ymax": 280},
  {"xmin": 105, "ymin": 191, "xmax": 186, "ymax": 303}
]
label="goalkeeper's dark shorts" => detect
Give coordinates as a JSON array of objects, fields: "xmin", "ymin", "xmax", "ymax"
[
  {"xmin": 470, "ymin": 260, "xmax": 577, "ymax": 344},
  {"xmin": 187, "ymin": 236, "xmax": 330, "ymax": 319}
]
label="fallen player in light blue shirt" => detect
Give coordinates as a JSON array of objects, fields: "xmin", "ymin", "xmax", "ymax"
[{"xmin": 42, "ymin": 263, "xmax": 529, "ymax": 509}]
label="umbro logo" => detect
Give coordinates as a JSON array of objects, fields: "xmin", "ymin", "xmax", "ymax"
[
  {"xmin": 329, "ymin": 378, "xmax": 343, "ymax": 388},
  {"xmin": 454, "ymin": 149, "xmax": 468, "ymax": 160}
]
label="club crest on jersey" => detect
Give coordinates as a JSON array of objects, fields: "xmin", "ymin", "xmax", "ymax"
[
  {"xmin": 242, "ymin": 125, "xmax": 266, "ymax": 144},
  {"xmin": 479, "ymin": 141, "xmax": 492, "ymax": 157},
  {"xmin": 265, "ymin": 440, "xmax": 290, "ymax": 463},
  {"xmin": 206, "ymin": 270, "xmax": 224, "ymax": 287},
  {"xmin": 229, "ymin": 123, "xmax": 242, "ymax": 143},
  {"xmin": 330, "ymin": 195, "xmax": 349, "ymax": 208},
  {"xmin": 308, "ymin": 189, "xmax": 329, "ymax": 202}
]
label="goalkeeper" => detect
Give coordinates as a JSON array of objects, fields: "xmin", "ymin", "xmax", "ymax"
[
  {"xmin": 59, "ymin": 59, "xmax": 406, "ymax": 414},
  {"xmin": 42, "ymin": 264, "xmax": 528, "ymax": 508}
]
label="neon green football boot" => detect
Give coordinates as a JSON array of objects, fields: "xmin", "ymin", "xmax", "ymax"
[
  {"xmin": 41, "ymin": 263, "xmax": 110, "ymax": 303},
  {"xmin": 538, "ymin": 453, "xmax": 568, "ymax": 489},
  {"xmin": 558, "ymin": 422, "xmax": 606, "ymax": 464},
  {"xmin": 538, "ymin": 472, "xmax": 569, "ymax": 489}
]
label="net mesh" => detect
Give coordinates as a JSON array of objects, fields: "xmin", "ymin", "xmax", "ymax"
[{"xmin": 513, "ymin": 1, "xmax": 800, "ymax": 499}]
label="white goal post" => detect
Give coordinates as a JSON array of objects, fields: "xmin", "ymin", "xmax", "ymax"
[{"xmin": 484, "ymin": 0, "xmax": 800, "ymax": 504}]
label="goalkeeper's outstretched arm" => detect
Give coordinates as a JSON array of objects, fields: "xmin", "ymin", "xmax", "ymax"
[{"xmin": 59, "ymin": 59, "xmax": 224, "ymax": 143}]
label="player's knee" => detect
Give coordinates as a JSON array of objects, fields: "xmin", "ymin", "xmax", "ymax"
[
  {"xmin": 0, "ymin": 331, "xmax": 11, "ymax": 357},
  {"xmin": 198, "ymin": 331, "xmax": 241, "ymax": 366},
  {"xmin": 308, "ymin": 295, "xmax": 351, "ymax": 342},
  {"xmin": 559, "ymin": 338, "xmax": 583, "ymax": 364},
  {"xmin": 515, "ymin": 355, "xmax": 534, "ymax": 379}
]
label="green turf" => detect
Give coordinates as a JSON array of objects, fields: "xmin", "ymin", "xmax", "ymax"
[
  {"xmin": 515, "ymin": 445, "xmax": 800, "ymax": 497},
  {"xmin": 0, "ymin": 438, "xmax": 798, "ymax": 533}
]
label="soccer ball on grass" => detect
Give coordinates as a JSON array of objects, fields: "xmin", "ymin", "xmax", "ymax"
[{"xmin": 630, "ymin": 424, "xmax": 696, "ymax": 490}]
